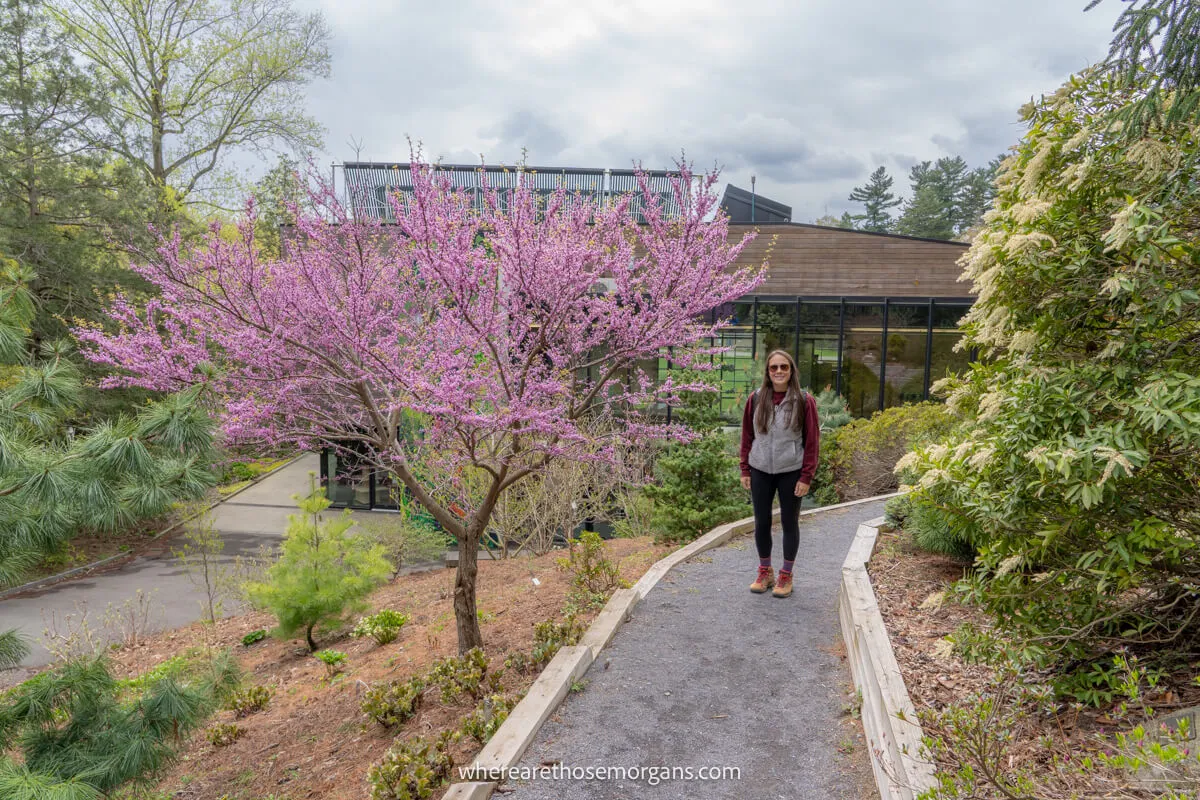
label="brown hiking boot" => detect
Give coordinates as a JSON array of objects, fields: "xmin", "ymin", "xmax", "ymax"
[
  {"xmin": 750, "ymin": 565, "xmax": 774, "ymax": 593},
  {"xmin": 773, "ymin": 571, "xmax": 793, "ymax": 598}
]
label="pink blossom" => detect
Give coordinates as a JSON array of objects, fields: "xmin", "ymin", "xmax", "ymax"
[{"xmin": 77, "ymin": 159, "xmax": 765, "ymax": 646}]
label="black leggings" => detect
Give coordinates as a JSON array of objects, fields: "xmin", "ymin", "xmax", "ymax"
[{"xmin": 750, "ymin": 467, "xmax": 802, "ymax": 562}]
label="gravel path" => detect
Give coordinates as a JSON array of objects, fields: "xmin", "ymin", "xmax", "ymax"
[{"xmin": 500, "ymin": 500, "xmax": 888, "ymax": 800}]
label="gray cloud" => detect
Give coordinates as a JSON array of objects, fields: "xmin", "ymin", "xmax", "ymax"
[
  {"xmin": 293, "ymin": 0, "xmax": 1121, "ymax": 221},
  {"xmin": 480, "ymin": 110, "xmax": 568, "ymax": 163}
]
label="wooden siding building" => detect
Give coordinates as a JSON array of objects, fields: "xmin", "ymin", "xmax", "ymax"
[{"xmin": 728, "ymin": 223, "xmax": 970, "ymax": 299}]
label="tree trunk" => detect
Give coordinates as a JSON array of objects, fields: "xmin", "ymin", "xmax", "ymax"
[
  {"xmin": 305, "ymin": 622, "xmax": 318, "ymax": 653},
  {"xmin": 454, "ymin": 522, "xmax": 484, "ymax": 654}
]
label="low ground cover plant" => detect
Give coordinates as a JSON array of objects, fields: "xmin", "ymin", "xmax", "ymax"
[
  {"xmin": 352, "ymin": 609, "xmax": 410, "ymax": 646},
  {"xmin": 368, "ymin": 731, "xmax": 457, "ymax": 800},
  {"xmin": 225, "ymin": 684, "xmax": 274, "ymax": 718}
]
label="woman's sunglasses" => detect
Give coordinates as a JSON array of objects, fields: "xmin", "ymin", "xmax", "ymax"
[{"xmin": 768, "ymin": 364, "xmax": 790, "ymax": 372}]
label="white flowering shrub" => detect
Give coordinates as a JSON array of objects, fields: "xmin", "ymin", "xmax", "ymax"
[{"xmin": 904, "ymin": 68, "xmax": 1200, "ymax": 696}]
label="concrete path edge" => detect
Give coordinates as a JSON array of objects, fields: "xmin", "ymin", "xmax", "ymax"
[
  {"xmin": 442, "ymin": 491, "xmax": 906, "ymax": 799},
  {"xmin": 838, "ymin": 511, "xmax": 938, "ymax": 800},
  {"xmin": 0, "ymin": 454, "xmax": 302, "ymax": 601}
]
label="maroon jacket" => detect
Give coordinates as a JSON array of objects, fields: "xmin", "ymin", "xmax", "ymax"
[{"xmin": 739, "ymin": 389, "xmax": 820, "ymax": 483}]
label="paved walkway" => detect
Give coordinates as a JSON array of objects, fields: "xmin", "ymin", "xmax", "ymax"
[
  {"xmin": 502, "ymin": 499, "xmax": 886, "ymax": 800},
  {"xmin": 1, "ymin": 454, "xmax": 400, "ymax": 674}
]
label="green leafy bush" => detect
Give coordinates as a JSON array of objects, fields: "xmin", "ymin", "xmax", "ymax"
[
  {"xmin": 225, "ymin": 462, "xmax": 256, "ymax": 482},
  {"xmin": 352, "ymin": 609, "xmax": 410, "ymax": 646},
  {"xmin": 917, "ymin": 655, "xmax": 1200, "ymax": 798},
  {"xmin": 314, "ymin": 649, "xmax": 347, "ymax": 678},
  {"xmin": 529, "ymin": 615, "xmax": 585, "ymax": 670},
  {"xmin": 557, "ymin": 530, "xmax": 626, "ymax": 607},
  {"xmin": 244, "ymin": 481, "xmax": 391, "ymax": 651},
  {"xmin": 225, "ymin": 684, "xmax": 274, "ymax": 718},
  {"xmin": 828, "ymin": 402, "xmax": 957, "ymax": 501},
  {"xmin": 241, "ymin": 629, "xmax": 267, "ymax": 647},
  {"xmin": 460, "ymin": 693, "xmax": 517, "ymax": 744},
  {"xmin": 904, "ymin": 67, "xmax": 1200, "ymax": 684},
  {"xmin": 427, "ymin": 648, "xmax": 499, "ymax": 704},
  {"xmin": 368, "ymin": 731, "xmax": 457, "ymax": 800},
  {"xmin": 361, "ymin": 676, "xmax": 426, "ymax": 728},
  {"xmin": 206, "ymin": 722, "xmax": 243, "ymax": 747},
  {"xmin": 503, "ymin": 650, "xmax": 532, "ymax": 675}
]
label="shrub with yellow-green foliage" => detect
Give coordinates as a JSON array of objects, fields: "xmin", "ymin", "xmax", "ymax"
[{"xmin": 826, "ymin": 402, "xmax": 958, "ymax": 501}]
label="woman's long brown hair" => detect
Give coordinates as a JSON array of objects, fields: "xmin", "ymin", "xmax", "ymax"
[{"xmin": 754, "ymin": 349, "xmax": 803, "ymax": 434}]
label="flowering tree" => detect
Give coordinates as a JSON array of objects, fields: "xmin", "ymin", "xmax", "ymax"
[{"xmin": 76, "ymin": 162, "xmax": 765, "ymax": 652}]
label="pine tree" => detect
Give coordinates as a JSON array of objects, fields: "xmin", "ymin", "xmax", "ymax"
[
  {"xmin": 956, "ymin": 165, "xmax": 998, "ymax": 238},
  {"xmin": 0, "ymin": 263, "xmax": 216, "ymax": 661},
  {"xmin": 934, "ymin": 156, "xmax": 969, "ymax": 229},
  {"xmin": 0, "ymin": 0, "xmax": 158, "ymax": 349},
  {"xmin": 244, "ymin": 480, "xmax": 392, "ymax": 651},
  {"xmin": 251, "ymin": 153, "xmax": 309, "ymax": 258},
  {"xmin": 1089, "ymin": 0, "xmax": 1200, "ymax": 134},
  {"xmin": 642, "ymin": 378, "xmax": 746, "ymax": 543},
  {"xmin": 896, "ymin": 182, "xmax": 955, "ymax": 240},
  {"xmin": 808, "ymin": 389, "xmax": 851, "ymax": 506},
  {"xmin": 0, "ymin": 651, "xmax": 239, "ymax": 798},
  {"xmin": 893, "ymin": 157, "xmax": 986, "ymax": 239},
  {"xmin": 847, "ymin": 166, "xmax": 901, "ymax": 233},
  {"xmin": 0, "ymin": 630, "xmax": 29, "ymax": 669}
]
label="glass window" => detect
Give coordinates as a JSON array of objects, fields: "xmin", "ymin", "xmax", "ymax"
[
  {"xmin": 842, "ymin": 303, "xmax": 884, "ymax": 417},
  {"xmin": 755, "ymin": 302, "xmax": 797, "ymax": 365},
  {"xmin": 797, "ymin": 302, "xmax": 840, "ymax": 394},
  {"xmin": 930, "ymin": 304, "xmax": 972, "ymax": 388},
  {"xmin": 373, "ymin": 470, "xmax": 402, "ymax": 511},
  {"xmin": 325, "ymin": 447, "xmax": 371, "ymax": 509},
  {"xmin": 883, "ymin": 304, "xmax": 931, "ymax": 409},
  {"xmin": 713, "ymin": 301, "xmax": 757, "ymax": 418}
]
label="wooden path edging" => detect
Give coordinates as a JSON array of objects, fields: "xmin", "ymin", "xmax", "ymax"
[
  {"xmin": 443, "ymin": 492, "xmax": 904, "ymax": 799},
  {"xmin": 838, "ymin": 514, "xmax": 938, "ymax": 799}
]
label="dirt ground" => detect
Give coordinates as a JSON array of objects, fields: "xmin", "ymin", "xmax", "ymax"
[{"xmin": 97, "ymin": 536, "xmax": 670, "ymax": 800}]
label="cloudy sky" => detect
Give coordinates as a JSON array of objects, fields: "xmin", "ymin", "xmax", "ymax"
[{"xmin": 292, "ymin": 0, "xmax": 1122, "ymax": 222}]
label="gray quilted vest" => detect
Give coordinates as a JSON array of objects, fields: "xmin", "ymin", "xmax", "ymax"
[{"xmin": 747, "ymin": 388, "xmax": 807, "ymax": 475}]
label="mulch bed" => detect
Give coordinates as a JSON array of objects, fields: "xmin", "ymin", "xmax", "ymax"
[{"xmin": 867, "ymin": 526, "xmax": 1200, "ymax": 794}]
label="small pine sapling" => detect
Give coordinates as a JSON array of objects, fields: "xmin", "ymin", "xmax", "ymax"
[{"xmin": 245, "ymin": 480, "xmax": 391, "ymax": 651}]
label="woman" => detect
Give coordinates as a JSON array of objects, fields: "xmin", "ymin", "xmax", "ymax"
[{"xmin": 739, "ymin": 350, "xmax": 820, "ymax": 598}]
